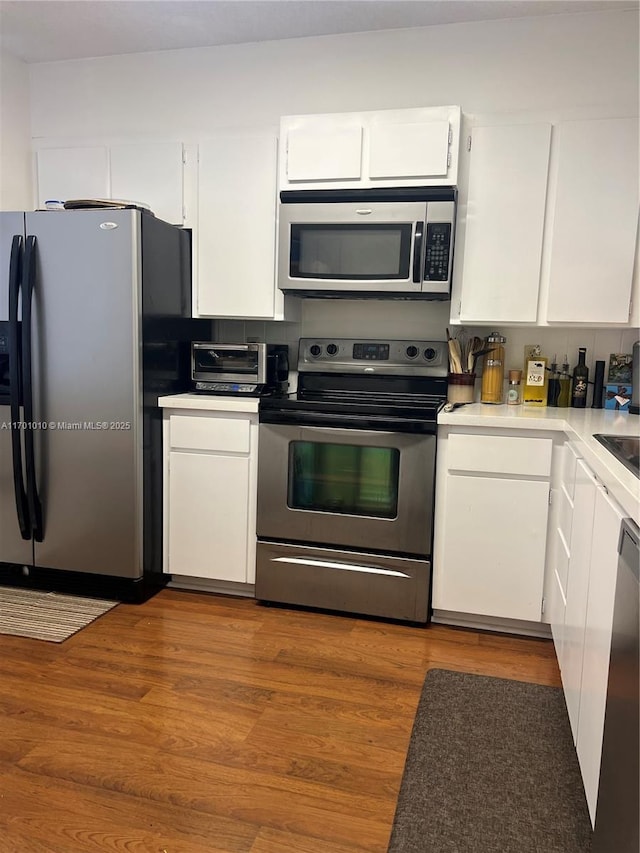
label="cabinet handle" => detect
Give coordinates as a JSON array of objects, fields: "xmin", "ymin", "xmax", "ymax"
[{"xmin": 413, "ymin": 221, "xmax": 424, "ymax": 283}]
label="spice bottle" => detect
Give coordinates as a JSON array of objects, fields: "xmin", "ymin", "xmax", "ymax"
[
  {"xmin": 507, "ymin": 370, "xmax": 522, "ymax": 405},
  {"xmin": 480, "ymin": 332, "xmax": 506, "ymax": 404}
]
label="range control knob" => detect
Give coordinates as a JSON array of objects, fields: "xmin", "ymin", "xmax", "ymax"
[
  {"xmin": 406, "ymin": 345, "xmax": 419, "ymax": 359},
  {"xmin": 326, "ymin": 343, "xmax": 338, "ymax": 356},
  {"xmin": 309, "ymin": 344, "xmax": 322, "ymax": 358},
  {"xmin": 424, "ymin": 347, "xmax": 437, "ymax": 361}
]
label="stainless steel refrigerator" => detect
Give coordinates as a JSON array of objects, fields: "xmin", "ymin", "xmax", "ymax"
[{"xmin": 0, "ymin": 208, "xmax": 206, "ymax": 601}]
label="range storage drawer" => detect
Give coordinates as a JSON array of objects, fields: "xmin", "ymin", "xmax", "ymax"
[
  {"xmin": 169, "ymin": 413, "xmax": 251, "ymax": 453},
  {"xmin": 447, "ymin": 433, "xmax": 553, "ymax": 477}
]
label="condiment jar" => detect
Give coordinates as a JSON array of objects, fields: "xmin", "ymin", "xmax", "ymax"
[
  {"xmin": 481, "ymin": 332, "xmax": 506, "ymax": 404},
  {"xmin": 507, "ymin": 369, "xmax": 522, "ymax": 405}
]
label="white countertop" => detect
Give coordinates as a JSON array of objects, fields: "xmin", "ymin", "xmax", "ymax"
[
  {"xmin": 439, "ymin": 403, "xmax": 640, "ymax": 523},
  {"xmin": 158, "ymin": 393, "xmax": 260, "ymax": 414}
]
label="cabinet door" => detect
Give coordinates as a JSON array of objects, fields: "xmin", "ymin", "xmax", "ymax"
[
  {"xmin": 436, "ymin": 475, "xmax": 549, "ymax": 621},
  {"xmin": 459, "ymin": 123, "xmax": 551, "ymax": 323},
  {"xmin": 562, "ymin": 458, "xmax": 598, "ymax": 744},
  {"xmin": 110, "ymin": 142, "xmax": 184, "ymax": 224},
  {"xmin": 577, "ymin": 486, "xmax": 625, "ymax": 826},
  {"xmin": 36, "ymin": 146, "xmax": 109, "ymax": 207},
  {"xmin": 197, "ymin": 134, "xmax": 278, "ymax": 318},
  {"xmin": 286, "ymin": 125, "xmax": 362, "ymax": 182},
  {"xmin": 546, "ymin": 117, "xmax": 638, "ymax": 323},
  {"xmin": 168, "ymin": 450, "xmax": 251, "ymax": 583},
  {"xmin": 368, "ymin": 120, "xmax": 449, "ymax": 179}
]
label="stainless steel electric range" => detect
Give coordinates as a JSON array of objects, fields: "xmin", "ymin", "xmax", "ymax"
[{"xmin": 256, "ymin": 338, "xmax": 448, "ymax": 623}]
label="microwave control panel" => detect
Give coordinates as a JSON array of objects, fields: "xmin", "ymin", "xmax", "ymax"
[{"xmin": 424, "ymin": 223, "xmax": 451, "ymax": 282}]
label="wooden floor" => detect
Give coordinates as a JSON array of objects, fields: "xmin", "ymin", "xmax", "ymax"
[{"xmin": 0, "ymin": 589, "xmax": 561, "ymax": 853}]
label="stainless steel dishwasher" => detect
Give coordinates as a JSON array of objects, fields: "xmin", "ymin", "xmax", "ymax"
[{"xmin": 592, "ymin": 518, "xmax": 639, "ymax": 853}]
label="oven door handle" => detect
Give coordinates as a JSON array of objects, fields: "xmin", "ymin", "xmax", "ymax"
[{"xmin": 300, "ymin": 425, "xmax": 397, "ymax": 437}]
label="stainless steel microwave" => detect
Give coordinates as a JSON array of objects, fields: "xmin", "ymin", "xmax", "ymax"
[
  {"xmin": 277, "ymin": 187, "xmax": 457, "ymax": 299},
  {"xmin": 191, "ymin": 343, "xmax": 289, "ymax": 395}
]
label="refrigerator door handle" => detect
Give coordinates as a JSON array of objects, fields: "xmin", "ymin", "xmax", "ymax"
[
  {"xmin": 21, "ymin": 235, "xmax": 44, "ymax": 542},
  {"xmin": 8, "ymin": 235, "xmax": 30, "ymax": 540}
]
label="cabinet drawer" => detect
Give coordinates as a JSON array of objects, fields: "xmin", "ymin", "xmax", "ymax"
[
  {"xmin": 558, "ymin": 483, "xmax": 574, "ymax": 545},
  {"xmin": 556, "ymin": 528, "xmax": 571, "ymax": 599},
  {"xmin": 448, "ymin": 434, "xmax": 552, "ymax": 477},
  {"xmin": 169, "ymin": 414, "xmax": 251, "ymax": 453},
  {"xmin": 562, "ymin": 442, "xmax": 580, "ymax": 499}
]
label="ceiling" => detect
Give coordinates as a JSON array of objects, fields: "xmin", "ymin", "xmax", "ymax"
[{"xmin": 1, "ymin": 0, "xmax": 637, "ymax": 64}]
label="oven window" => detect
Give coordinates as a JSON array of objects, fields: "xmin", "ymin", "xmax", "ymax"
[
  {"xmin": 290, "ymin": 224, "xmax": 412, "ymax": 280},
  {"xmin": 288, "ymin": 441, "xmax": 400, "ymax": 518}
]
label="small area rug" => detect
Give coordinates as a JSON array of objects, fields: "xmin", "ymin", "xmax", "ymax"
[
  {"xmin": 388, "ymin": 668, "xmax": 592, "ymax": 853},
  {"xmin": 0, "ymin": 586, "xmax": 118, "ymax": 642}
]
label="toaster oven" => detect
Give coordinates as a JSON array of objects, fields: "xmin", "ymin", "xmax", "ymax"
[{"xmin": 191, "ymin": 342, "xmax": 289, "ymax": 395}]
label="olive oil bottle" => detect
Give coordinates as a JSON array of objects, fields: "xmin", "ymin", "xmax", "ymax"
[{"xmin": 522, "ymin": 345, "xmax": 549, "ymax": 407}]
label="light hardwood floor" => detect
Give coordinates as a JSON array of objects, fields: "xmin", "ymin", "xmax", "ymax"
[{"xmin": 0, "ymin": 589, "xmax": 561, "ymax": 852}]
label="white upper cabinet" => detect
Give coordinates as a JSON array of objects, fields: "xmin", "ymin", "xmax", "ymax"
[
  {"xmin": 451, "ymin": 112, "xmax": 639, "ymax": 327},
  {"xmin": 286, "ymin": 125, "xmax": 362, "ymax": 182},
  {"xmin": 35, "ymin": 141, "xmax": 185, "ymax": 225},
  {"xmin": 457, "ymin": 122, "xmax": 551, "ymax": 323},
  {"xmin": 368, "ymin": 119, "xmax": 450, "ymax": 180},
  {"xmin": 36, "ymin": 146, "xmax": 109, "ymax": 204},
  {"xmin": 545, "ymin": 116, "xmax": 639, "ymax": 324},
  {"xmin": 279, "ymin": 106, "xmax": 461, "ymax": 190},
  {"xmin": 109, "ymin": 142, "xmax": 184, "ymax": 225},
  {"xmin": 195, "ymin": 132, "xmax": 289, "ymax": 320}
]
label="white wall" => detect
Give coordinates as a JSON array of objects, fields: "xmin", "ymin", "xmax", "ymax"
[
  {"xmin": 0, "ymin": 49, "xmax": 32, "ymax": 209},
  {"xmin": 29, "ymin": 10, "xmax": 638, "ymax": 138},
  {"xmin": 27, "ymin": 9, "xmax": 640, "ymax": 372}
]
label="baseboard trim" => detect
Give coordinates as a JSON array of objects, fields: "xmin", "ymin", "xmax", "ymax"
[
  {"xmin": 432, "ymin": 609, "xmax": 552, "ymax": 638},
  {"xmin": 167, "ymin": 576, "xmax": 255, "ymax": 598}
]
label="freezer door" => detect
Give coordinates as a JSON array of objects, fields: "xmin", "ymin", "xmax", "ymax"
[
  {"xmin": 0, "ymin": 212, "xmax": 32, "ymax": 567},
  {"xmin": 27, "ymin": 210, "xmax": 142, "ymax": 577}
]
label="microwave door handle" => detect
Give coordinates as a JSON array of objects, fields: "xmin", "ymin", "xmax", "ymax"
[{"xmin": 412, "ymin": 221, "xmax": 424, "ymax": 284}]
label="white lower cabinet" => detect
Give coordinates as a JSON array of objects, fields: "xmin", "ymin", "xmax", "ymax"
[
  {"xmin": 549, "ymin": 442, "xmax": 626, "ymax": 827},
  {"xmin": 562, "ymin": 458, "xmax": 598, "ymax": 743},
  {"xmin": 433, "ymin": 430, "xmax": 552, "ymax": 622},
  {"xmin": 163, "ymin": 408, "xmax": 258, "ymax": 585}
]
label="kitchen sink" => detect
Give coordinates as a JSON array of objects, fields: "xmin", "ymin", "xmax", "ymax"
[{"xmin": 594, "ymin": 434, "xmax": 640, "ymax": 479}]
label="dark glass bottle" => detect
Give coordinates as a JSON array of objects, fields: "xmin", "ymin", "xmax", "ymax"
[
  {"xmin": 571, "ymin": 348, "xmax": 589, "ymax": 408},
  {"xmin": 547, "ymin": 356, "xmax": 560, "ymax": 407},
  {"xmin": 557, "ymin": 356, "xmax": 571, "ymax": 407}
]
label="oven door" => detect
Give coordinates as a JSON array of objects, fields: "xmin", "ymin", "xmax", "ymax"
[{"xmin": 257, "ymin": 420, "xmax": 435, "ymax": 556}]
